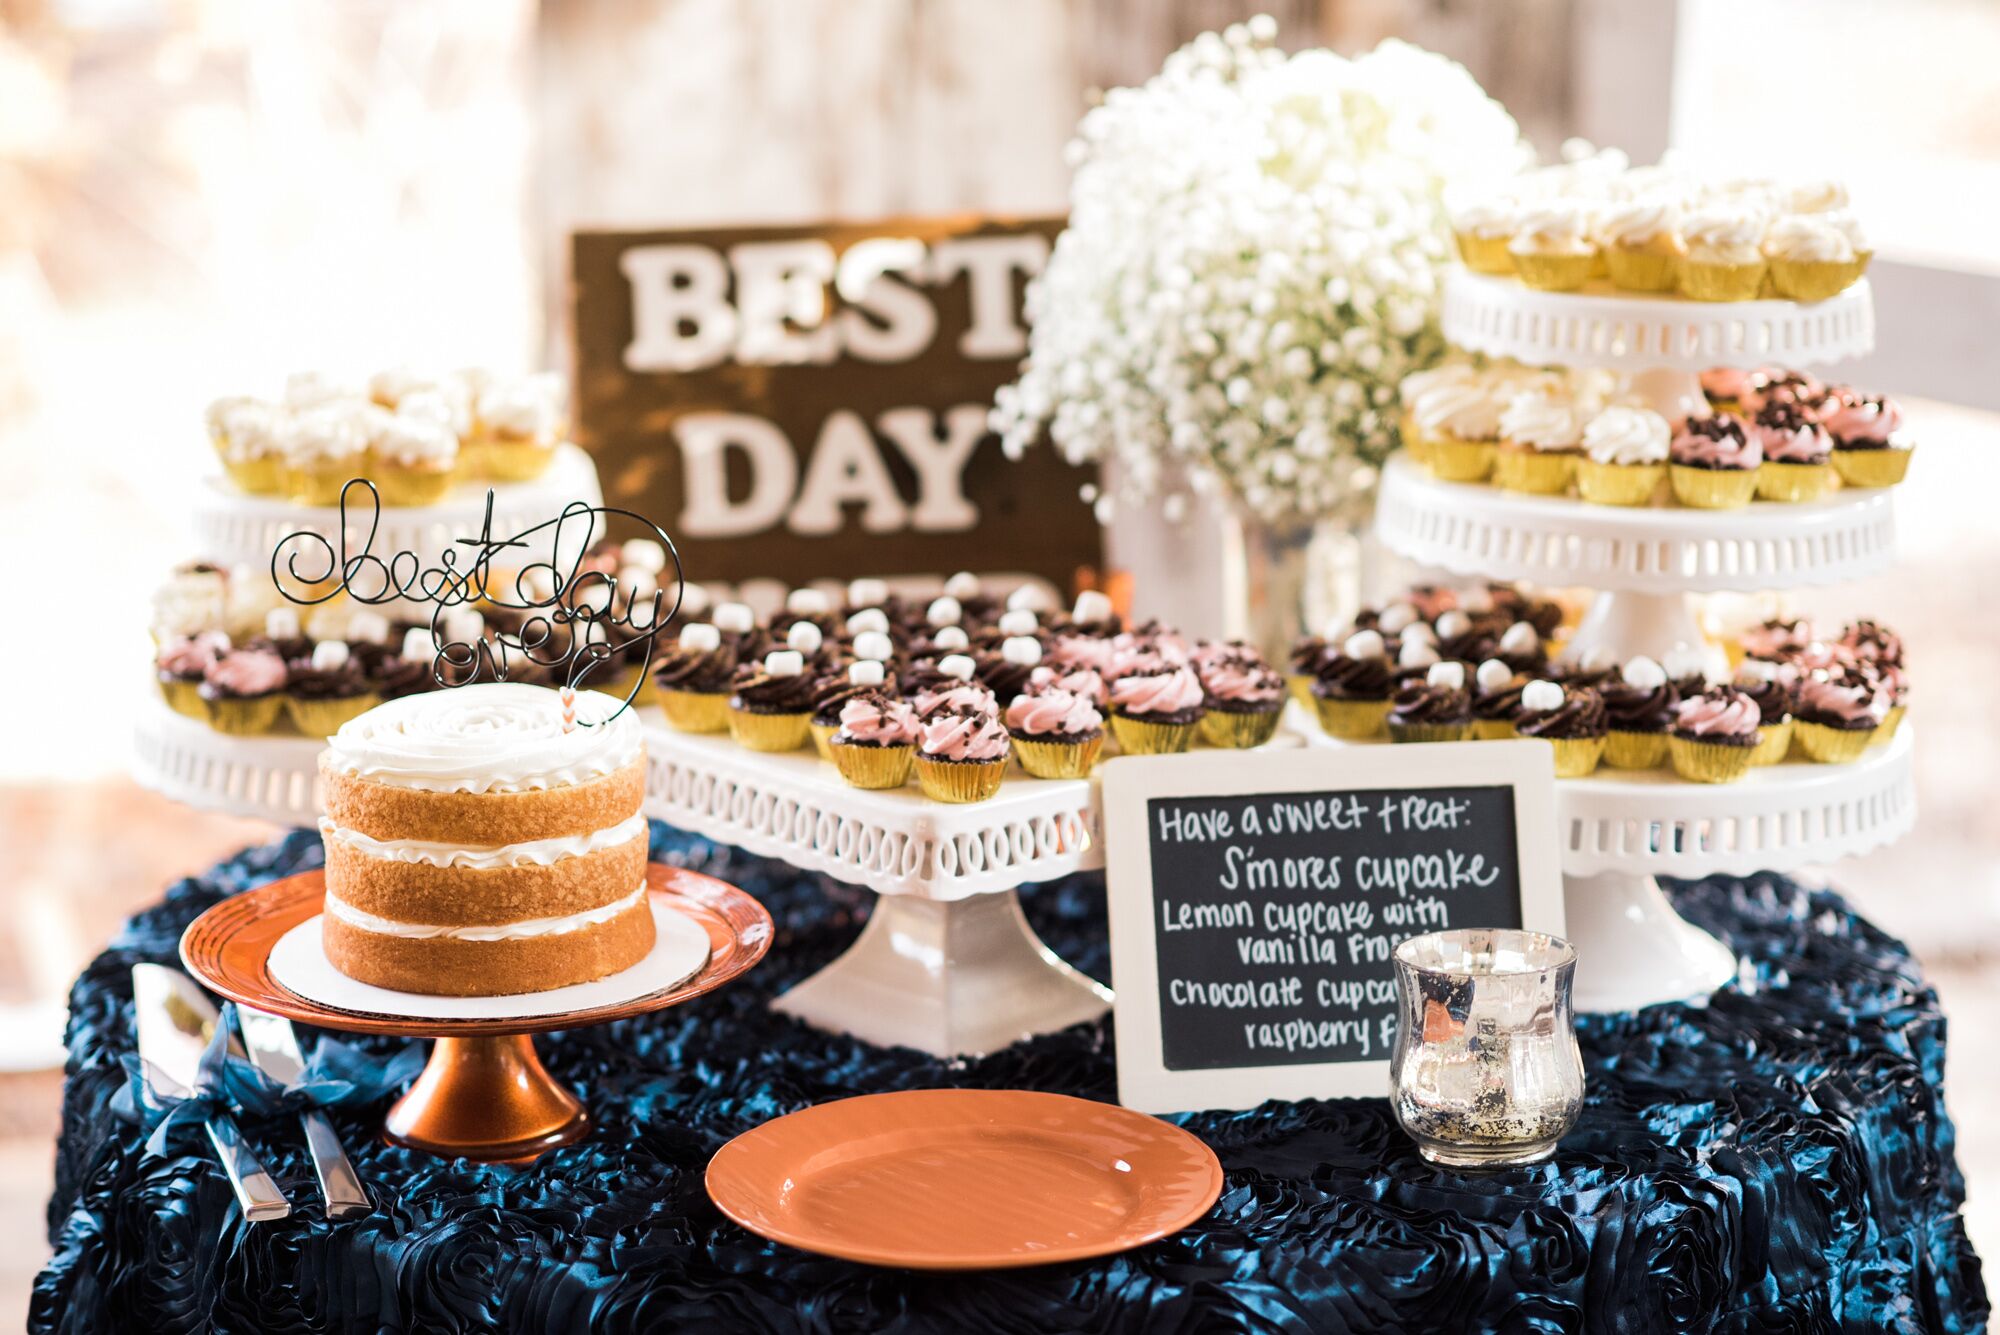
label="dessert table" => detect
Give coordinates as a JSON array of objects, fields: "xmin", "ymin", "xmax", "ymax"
[{"xmin": 35, "ymin": 823, "xmax": 1990, "ymax": 1333}]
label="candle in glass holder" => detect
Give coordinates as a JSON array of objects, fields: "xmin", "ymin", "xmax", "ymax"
[{"xmin": 1390, "ymin": 928, "xmax": 1582, "ymax": 1167}]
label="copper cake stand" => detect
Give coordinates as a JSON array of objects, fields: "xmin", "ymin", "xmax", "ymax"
[{"xmin": 180, "ymin": 863, "xmax": 772, "ymax": 1162}]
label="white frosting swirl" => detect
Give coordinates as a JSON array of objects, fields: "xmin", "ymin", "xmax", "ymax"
[
  {"xmin": 1763, "ymin": 216, "xmax": 1853, "ymax": 263},
  {"xmin": 1681, "ymin": 209, "xmax": 1764, "ymax": 259},
  {"xmin": 319, "ymin": 812, "xmax": 647, "ymax": 869},
  {"xmin": 477, "ymin": 373, "xmax": 565, "ymax": 440},
  {"xmin": 324, "ymin": 882, "xmax": 648, "ymax": 940},
  {"xmin": 1500, "ymin": 393, "xmax": 1582, "ymax": 451},
  {"xmin": 1595, "ymin": 198, "xmax": 1676, "ymax": 247},
  {"xmin": 377, "ymin": 413, "xmax": 460, "ymax": 467},
  {"xmin": 323, "ymin": 684, "xmax": 643, "ymax": 793},
  {"xmin": 1786, "ymin": 180, "xmax": 1848, "ymax": 214},
  {"xmin": 1583, "ymin": 406, "xmax": 1670, "ymax": 465},
  {"xmin": 1412, "ymin": 383, "xmax": 1503, "ymax": 441},
  {"xmin": 1506, "ymin": 203, "xmax": 1594, "ymax": 256}
]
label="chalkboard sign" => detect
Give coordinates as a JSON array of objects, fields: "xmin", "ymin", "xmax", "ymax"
[{"xmin": 1102, "ymin": 742, "xmax": 1564, "ymax": 1113}]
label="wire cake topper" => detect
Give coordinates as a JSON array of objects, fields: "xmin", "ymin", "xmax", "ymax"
[{"xmin": 271, "ymin": 479, "xmax": 684, "ymax": 725}]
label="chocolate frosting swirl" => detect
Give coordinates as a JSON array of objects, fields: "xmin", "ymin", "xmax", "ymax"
[
  {"xmin": 1599, "ymin": 677, "xmax": 1679, "ymax": 734},
  {"xmin": 730, "ymin": 662, "xmax": 817, "ymax": 713},
  {"xmin": 1734, "ymin": 675, "xmax": 1794, "ymax": 724},
  {"xmin": 1516, "ymin": 686, "xmax": 1608, "ymax": 740},
  {"xmin": 653, "ymin": 642, "xmax": 736, "ymax": 693},
  {"xmin": 286, "ymin": 656, "xmax": 371, "ymax": 702},
  {"xmin": 1473, "ymin": 674, "xmax": 1530, "ymax": 723},
  {"xmin": 1389, "ymin": 682, "xmax": 1472, "ymax": 726},
  {"xmin": 1313, "ymin": 653, "xmax": 1394, "ymax": 702}
]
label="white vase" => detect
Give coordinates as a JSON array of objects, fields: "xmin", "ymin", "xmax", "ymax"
[{"xmin": 1220, "ymin": 508, "xmax": 1367, "ymax": 663}]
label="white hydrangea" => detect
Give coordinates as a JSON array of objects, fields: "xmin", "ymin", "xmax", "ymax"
[{"xmin": 993, "ymin": 21, "xmax": 1528, "ymax": 525}]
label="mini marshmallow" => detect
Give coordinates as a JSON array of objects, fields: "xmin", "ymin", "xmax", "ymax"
[
  {"xmin": 853, "ymin": 631, "xmax": 895, "ymax": 662},
  {"xmin": 713, "ymin": 602, "xmax": 755, "ymax": 634},
  {"xmin": 1736, "ymin": 658, "xmax": 1781, "ymax": 684},
  {"xmin": 926, "ymin": 596, "xmax": 962, "ymax": 628},
  {"xmin": 1498, "ymin": 622, "xmax": 1539, "ymax": 656},
  {"xmin": 1435, "ymin": 610, "xmax": 1473, "ymax": 640},
  {"xmin": 1400, "ymin": 622, "xmax": 1438, "ymax": 646},
  {"xmin": 1072, "ymin": 589, "xmax": 1113, "ymax": 625},
  {"xmin": 1343, "ymin": 629, "xmax": 1387, "ymax": 659},
  {"xmin": 764, "ymin": 649, "xmax": 805, "ymax": 677},
  {"xmin": 938, "ymin": 653, "xmax": 976, "ymax": 682},
  {"xmin": 347, "ymin": 610, "xmax": 390, "ymax": 644},
  {"xmin": 1521, "ymin": 679, "xmax": 1565, "ymax": 712},
  {"xmin": 934, "ymin": 626, "xmax": 970, "ymax": 652},
  {"xmin": 1577, "ymin": 645, "xmax": 1617, "ymax": 672},
  {"xmin": 1398, "ymin": 639, "xmax": 1440, "ymax": 670},
  {"xmin": 944, "ymin": 571, "xmax": 982, "ymax": 600},
  {"xmin": 678, "ymin": 584, "xmax": 712, "ymax": 616},
  {"xmin": 1475, "ymin": 659, "xmax": 1514, "ymax": 694},
  {"xmin": 265, "ymin": 608, "xmax": 301, "ymax": 639},
  {"xmin": 787, "ymin": 622, "xmax": 824, "ymax": 655},
  {"xmin": 620, "ymin": 567, "xmax": 659, "ymax": 599},
  {"xmin": 442, "ymin": 608, "xmax": 484, "ymax": 645},
  {"xmin": 787, "ymin": 587, "xmax": 830, "ymax": 616},
  {"xmin": 311, "ymin": 640, "xmax": 351, "ymax": 671},
  {"xmin": 1661, "ymin": 643, "xmax": 1709, "ymax": 682},
  {"xmin": 1460, "ymin": 586, "xmax": 1495, "ymax": 614},
  {"xmin": 679, "ymin": 623, "xmax": 721, "ymax": 652},
  {"xmin": 998, "ymin": 609, "xmax": 1039, "ymax": 637},
  {"xmin": 848, "ymin": 660, "xmax": 887, "ymax": 687},
  {"xmin": 619, "ymin": 539, "xmax": 667, "ymax": 573},
  {"xmin": 1002, "ymin": 636, "xmax": 1043, "ymax": 666},
  {"xmin": 1006, "ymin": 584, "xmax": 1055, "ymax": 612},
  {"xmin": 1427, "ymin": 661, "xmax": 1467, "ymax": 691},
  {"xmin": 846, "ymin": 578, "xmax": 889, "ymax": 608},
  {"xmin": 575, "ymin": 580, "xmax": 614, "ymax": 615},
  {"xmin": 521, "ymin": 568, "xmax": 559, "ymax": 602},
  {"xmin": 1622, "ymin": 656, "xmax": 1667, "ymax": 689},
  {"xmin": 400, "ymin": 628, "xmax": 434, "ymax": 660},
  {"xmin": 846, "ymin": 608, "xmax": 891, "ymax": 636},
  {"xmin": 1376, "ymin": 603, "xmax": 1419, "ymax": 634}
]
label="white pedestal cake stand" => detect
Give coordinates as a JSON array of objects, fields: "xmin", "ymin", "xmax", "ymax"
[
  {"xmin": 640, "ymin": 718, "xmax": 1112, "ymax": 1057},
  {"xmin": 1355, "ymin": 269, "xmax": 1910, "ymax": 1012},
  {"xmin": 133, "ymin": 690, "xmax": 326, "ymax": 826}
]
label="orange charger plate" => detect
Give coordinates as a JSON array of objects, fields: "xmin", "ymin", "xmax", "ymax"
[
  {"xmin": 706, "ymin": 1088, "xmax": 1224, "ymax": 1269},
  {"xmin": 180, "ymin": 864, "xmax": 771, "ymax": 1161}
]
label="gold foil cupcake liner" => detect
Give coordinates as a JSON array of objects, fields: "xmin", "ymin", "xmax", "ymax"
[
  {"xmin": 202, "ymin": 694, "xmax": 287, "ymax": 736},
  {"xmin": 292, "ymin": 464, "xmax": 361, "ymax": 507},
  {"xmin": 1200, "ymin": 708, "xmax": 1282, "ymax": 750},
  {"xmin": 1832, "ymin": 447, "xmax": 1913, "ymax": 489},
  {"xmin": 373, "ymin": 465, "xmax": 456, "ymax": 506},
  {"xmin": 1109, "ymin": 713, "xmax": 1201, "ymax": 755},
  {"xmin": 1756, "ymin": 461, "xmax": 1837, "ymax": 503},
  {"xmin": 830, "ymin": 741, "xmax": 915, "ymax": 790},
  {"xmin": 1794, "ymin": 720, "xmax": 1877, "ymax": 764},
  {"xmin": 1470, "ymin": 718, "xmax": 1518, "ymax": 741},
  {"xmin": 915, "ymin": 756, "xmax": 1007, "ymax": 803},
  {"xmin": 466, "ymin": 437, "xmax": 558, "ymax": 482},
  {"xmin": 1286, "ymin": 673, "xmax": 1314, "ymax": 706},
  {"xmin": 285, "ymin": 693, "xmax": 383, "ymax": 738},
  {"xmin": 661, "ymin": 689, "xmax": 731, "ymax": 733},
  {"xmin": 1576, "ymin": 459, "xmax": 1665, "ymax": 507},
  {"xmin": 221, "ymin": 456, "xmax": 288, "ymax": 496},
  {"xmin": 1768, "ymin": 258, "xmax": 1859, "ymax": 303},
  {"xmin": 1313, "ymin": 696, "xmax": 1390, "ymax": 741},
  {"xmin": 157, "ymin": 678, "xmax": 207, "ymax": 721},
  {"xmin": 1399, "ymin": 412, "xmax": 1432, "ymax": 467},
  {"xmin": 1511, "ymin": 251, "xmax": 1595, "ymax": 291},
  {"xmin": 1426, "ymin": 435, "xmax": 1497, "ymax": 482},
  {"xmin": 1604, "ymin": 730, "xmax": 1668, "ymax": 770},
  {"xmin": 809, "ymin": 720, "xmax": 840, "ymax": 761},
  {"xmin": 1874, "ymin": 705, "xmax": 1907, "ymax": 745},
  {"xmin": 1669, "ymin": 735, "xmax": 1755, "ymax": 783},
  {"xmin": 1493, "ymin": 448, "xmax": 1577, "ymax": 495},
  {"xmin": 1748, "ymin": 719, "xmax": 1794, "ymax": 767},
  {"xmin": 728, "ymin": 707, "xmax": 812, "ymax": 752},
  {"xmin": 1454, "ymin": 231, "xmax": 1515, "ymax": 275},
  {"xmin": 1679, "ymin": 259, "xmax": 1766, "ymax": 302},
  {"xmin": 1604, "ymin": 247, "xmax": 1678, "ymax": 293},
  {"xmin": 1534, "ymin": 735, "xmax": 1606, "ymax": 778},
  {"xmin": 1670, "ymin": 465, "xmax": 1759, "ymax": 510},
  {"xmin": 1386, "ymin": 721, "xmax": 1470, "ymax": 744},
  {"xmin": 1011, "ymin": 732, "xmax": 1105, "ymax": 779}
]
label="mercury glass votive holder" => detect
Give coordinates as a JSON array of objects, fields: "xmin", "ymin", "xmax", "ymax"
[{"xmin": 1390, "ymin": 929, "xmax": 1583, "ymax": 1168}]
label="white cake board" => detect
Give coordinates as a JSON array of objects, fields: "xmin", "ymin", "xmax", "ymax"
[{"xmin": 267, "ymin": 899, "xmax": 711, "ymax": 1022}]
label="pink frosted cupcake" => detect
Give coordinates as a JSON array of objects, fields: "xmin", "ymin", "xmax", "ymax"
[
  {"xmin": 829, "ymin": 691, "xmax": 920, "ymax": 789},
  {"xmin": 912, "ymin": 654, "xmax": 998, "ymax": 720},
  {"xmin": 1107, "ymin": 662, "xmax": 1206, "ymax": 755},
  {"xmin": 1196, "ymin": 651, "xmax": 1285, "ymax": 749},
  {"xmin": 1669, "ymin": 414, "xmax": 1763, "ymax": 509},
  {"xmin": 199, "ymin": 646, "xmax": 289, "ymax": 734},
  {"xmin": 914, "ymin": 708, "xmax": 1011, "ymax": 802},
  {"xmin": 157, "ymin": 631, "xmax": 229, "ymax": 720},
  {"xmin": 1698, "ymin": 367, "xmax": 1759, "ymax": 415},
  {"xmin": 1028, "ymin": 662, "xmax": 1107, "ymax": 707},
  {"xmin": 1750, "ymin": 401, "xmax": 1835, "ymax": 502},
  {"xmin": 1823, "ymin": 392, "xmax": 1913, "ymax": 489},
  {"xmin": 1668, "ymin": 687, "xmax": 1761, "ymax": 783},
  {"xmin": 1793, "ymin": 675, "xmax": 1884, "ymax": 763},
  {"xmin": 1005, "ymin": 687, "xmax": 1104, "ymax": 779}
]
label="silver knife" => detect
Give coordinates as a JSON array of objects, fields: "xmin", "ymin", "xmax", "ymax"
[
  {"xmin": 130, "ymin": 964, "xmax": 291, "ymax": 1222},
  {"xmin": 238, "ymin": 1006, "xmax": 371, "ymax": 1219}
]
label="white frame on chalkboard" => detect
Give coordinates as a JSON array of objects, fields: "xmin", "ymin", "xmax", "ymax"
[{"xmin": 1101, "ymin": 740, "xmax": 1566, "ymax": 1114}]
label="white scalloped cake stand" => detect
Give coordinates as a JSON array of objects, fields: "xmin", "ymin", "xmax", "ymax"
[
  {"xmin": 190, "ymin": 443, "xmax": 603, "ymax": 571},
  {"xmin": 132, "ymin": 690, "xmax": 326, "ymax": 826}
]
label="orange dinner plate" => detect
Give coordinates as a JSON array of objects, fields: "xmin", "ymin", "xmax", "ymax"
[{"xmin": 705, "ymin": 1088, "xmax": 1224, "ymax": 1269}]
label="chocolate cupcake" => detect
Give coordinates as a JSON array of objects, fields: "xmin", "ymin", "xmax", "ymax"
[
  {"xmin": 1494, "ymin": 621, "xmax": 1548, "ymax": 674},
  {"xmin": 1310, "ymin": 630, "xmax": 1395, "ymax": 740},
  {"xmin": 373, "ymin": 629, "xmax": 442, "ymax": 701},
  {"xmin": 728, "ymin": 649, "xmax": 817, "ymax": 751},
  {"xmin": 1196, "ymin": 650, "xmax": 1285, "ymax": 749},
  {"xmin": 654, "ymin": 623, "xmax": 737, "ymax": 733},
  {"xmin": 1669, "ymin": 686, "xmax": 1762, "ymax": 783},
  {"xmin": 1387, "ymin": 662, "xmax": 1473, "ymax": 743},
  {"xmin": 284, "ymin": 639, "xmax": 381, "ymax": 735},
  {"xmin": 1732, "ymin": 660, "xmax": 1797, "ymax": 766},
  {"xmin": 1515, "ymin": 681, "xmax": 1608, "ymax": 777},
  {"xmin": 1431, "ymin": 610, "xmax": 1496, "ymax": 666},
  {"xmin": 1598, "ymin": 656, "xmax": 1677, "ymax": 769},
  {"xmin": 1470, "ymin": 659, "xmax": 1530, "ymax": 740},
  {"xmin": 1792, "ymin": 675, "xmax": 1883, "ymax": 763},
  {"xmin": 809, "ymin": 659, "xmax": 892, "ymax": 759},
  {"xmin": 1106, "ymin": 662, "xmax": 1206, "ymax": 755},
  {"xmin": 974, "ymin": 636, "xmax": 1044, "ymax": 704}
]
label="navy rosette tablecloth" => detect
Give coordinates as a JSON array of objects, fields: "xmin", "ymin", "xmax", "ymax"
[{"xmin": 35, "ymin": 823, "xmax": 1990, "ymax": 1333}]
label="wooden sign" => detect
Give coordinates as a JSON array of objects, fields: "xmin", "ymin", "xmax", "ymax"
[
  {"xmin": 1101, "ymin": 742, "xmax": 1564, "ymax": 1113},
  {"xmin": 569, "ymin": 215, "xmax": 1101, "ymax": 592}
]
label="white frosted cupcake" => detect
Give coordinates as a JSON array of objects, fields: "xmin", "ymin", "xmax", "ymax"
[
  {"xmin": 1576, "ymin": 405, "xmax": 1670, "ymax": 506},
  {"xmin": 1678, "ymin": 208, "xmax": 1766, "ymax": 301},
  {"xmin": 1507, "ymin": 203, "xmax": 1597, "ymax": 291},
  {"xmin": 285, "ymin": 404, "xmax": 374, "ymax": 506},
  {"xmin": 1494, "ymin": 391, "xmax": 1583, "ymax": 495},
  {"xmin": 1762, "ymin": 216, "xmax": 1861, "ymax": 303},
  {"xmin": 1412, "ymin": 380, "xmax": 1504, "ymax": 483},
  {"xmin": 372, "ymin": 412, "xmax": 461, "ymax": 506},
  {"xmin": 1450, "ymin": 197, "xmax": 1520, "ymax": 274},
  {"xmin": 469, "ymin": 373, "xmax": 564, "ymax": 481},
  {"xmin": 1595, "ymin": 197, "xmax": 1684, "ymax": 292},
  {"xmin": 1397, "ymin": 363, "xmax": 1477, "ymax": 467},
  {"xmin": 206, "ymin": 397, "xmax": 288, "ymax": 495}
]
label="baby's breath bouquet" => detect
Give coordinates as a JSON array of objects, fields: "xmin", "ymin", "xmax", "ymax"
[{"xmin": 994, "ymin": 18, "xmax": 1527, "ymax": 528}]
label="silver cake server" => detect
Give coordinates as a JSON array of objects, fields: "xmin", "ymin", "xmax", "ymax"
[{"xmin": 238, "ymin": 1005, "xmax": 371, "ymax": 1219}]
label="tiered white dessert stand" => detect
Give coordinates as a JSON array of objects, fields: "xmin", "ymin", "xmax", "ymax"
[
  {"xmin": 1316, "ymin": 270, "xmax": 1915, "ymax": 1013},
  {"xmin": 132, "ymin": 446, "xmax": 604, "ymax": 825}
]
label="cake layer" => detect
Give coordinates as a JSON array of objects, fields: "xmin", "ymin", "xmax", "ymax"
[
  {"xmin": 321, "ymin": 757, "xmax": 645, "ymax": 846},
  {"xmin": 322, "ymin": 827, "xmax": 647, "ymax": 926},
  {"xmin": 322, "ymin": 892, "xmax": 656, "ymax": 996},
  {"xmin": 318, "ymin": 811, "xmax": 650, "ymax": 869},
  {"xmin": 321, "ymin": 682, "xmax": 643, "ymax": 794}
]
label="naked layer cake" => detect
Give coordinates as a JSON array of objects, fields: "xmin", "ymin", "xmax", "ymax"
[{"xmin": 317, "ymin": 683, "xmax": 654, "ymax": 995}]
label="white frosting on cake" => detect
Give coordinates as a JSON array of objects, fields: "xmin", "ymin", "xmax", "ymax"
[
  {"xmin": 324, "ymin": 882, "xmax": 647, "ymax": 940},
  {"xmin": 323, "ymin": 683, "xmax": 642, "ymax": 793},
  {"xmin": 319, "ymin": 812, "xmax": 647, "ymax": 869}
]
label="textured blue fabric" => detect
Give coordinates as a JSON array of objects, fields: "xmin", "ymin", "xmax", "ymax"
[{"xmin": 34, "ymin": 824, "xmax": 1991, "ymax": 1333}]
